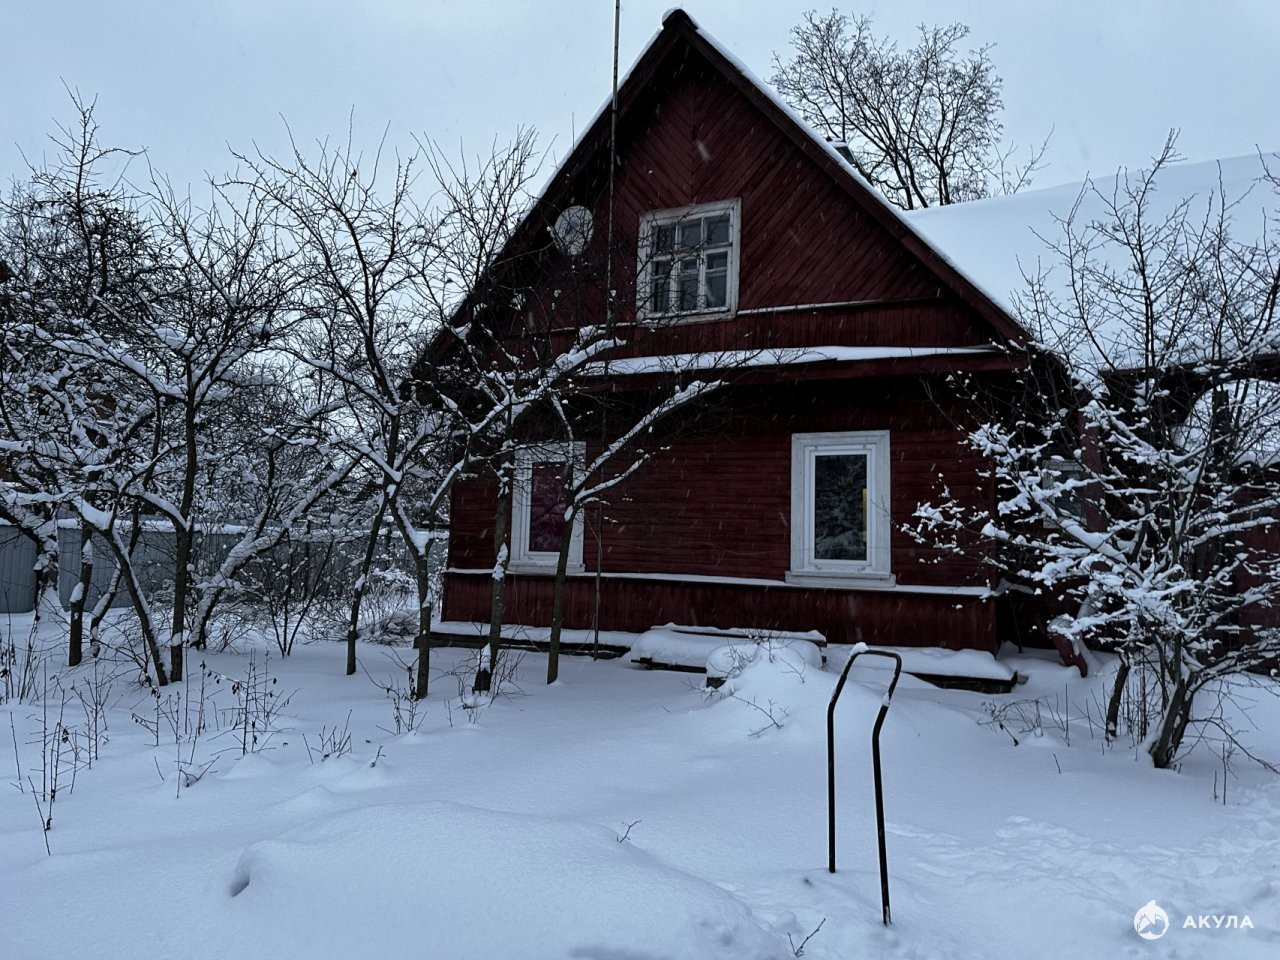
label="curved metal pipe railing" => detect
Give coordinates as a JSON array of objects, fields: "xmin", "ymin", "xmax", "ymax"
[{"xmin": 827, "ymin": 648, "xmax": 903, "ymax": 926}]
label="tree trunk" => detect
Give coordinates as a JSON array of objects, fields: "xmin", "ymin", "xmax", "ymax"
[
  {"xmin": 169, "ymin": 390, "xmax": 199, "ymax": 682},
  {"xmin": 99, "ymin": 524, "xmax": 168, "ymax": 686},
  {"xmin": 1104, "ymin": 657, "xmax": 1131, "ymax": 741},
  {"xmin": 412, "ymin": 542, "xmax": 433, "ymax": 700},
  {"xmin": 169, "ymin": 642, "xmax": 184, "ymax": 686},
  {"xmin": 169, "ymin": 485, "xmax": 191, "ymax": 633},
  {"xmin": 1148, "ymin": 676, "xmax": 1193, "ymax": 769},
  {"xmin": 347, "ymin": 409, "xmax": 402, "ymax": 677},
  {"xmin": 88, "ymin": 493, "xmax": 151, "ymax": 649},
  {"xmin": 67, "ymin": 522, "xmax": 94, "ymax": 668},
  {"xmin": 29, "ymin": 540, "xmax": 62, "ymax": 655},
  {"xmin": 345, "ymin": 497, "xmax": 390, "ymax": 676},
  {"xmin": 546, "ymin": 514, "xmax": 577, "ymax": 685},
  {"xmin": 477, "ymin": 479, "xmax": 511, "ymax": 695}
]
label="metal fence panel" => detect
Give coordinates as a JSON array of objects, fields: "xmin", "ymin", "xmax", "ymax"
[
  {"xmin": 0, "ymin": 524, "xmax": 37, "ymax": 614},
  {"xmin": 1, "ymin": 523, "xmax": 436, "ymax": 616}
]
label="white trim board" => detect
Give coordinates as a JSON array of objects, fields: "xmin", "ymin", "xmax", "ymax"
[{"xmin": 444, "ymin": 567, "xmax": 990, "ymax": 597}]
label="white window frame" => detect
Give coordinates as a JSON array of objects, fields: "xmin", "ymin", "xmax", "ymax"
[
  {"xmin": 1040, "ymin": 456, "xmax": 1088, "ymax": 525},
  {"xmin": 636, "ymin": 198, "xmax": 741, "ymax": 321},
  {"xmin": 510, "ymin": 442, "xmax": 586, "ymax": 573},
  {"xmin": 787, "ymin": 430, "xmax": 893, "ymax": 586}
]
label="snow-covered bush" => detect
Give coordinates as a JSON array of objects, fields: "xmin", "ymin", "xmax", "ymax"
[
  {"xmin": 703, "ymin": 638, "xmax": 825, "ymax": 738},
  {"xmin": 705, "ymin": 637, "xmax": 823, "ymax": 685}
]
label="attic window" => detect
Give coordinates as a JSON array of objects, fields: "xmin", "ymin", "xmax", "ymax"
[{"xmin": 637, "ymin": 199, "xmax": 740, "ymax": 319}]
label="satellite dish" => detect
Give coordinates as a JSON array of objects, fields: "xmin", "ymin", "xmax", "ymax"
[{"xmin": 552, "ymin": 205, "xmax": 594, "ymax": 258}]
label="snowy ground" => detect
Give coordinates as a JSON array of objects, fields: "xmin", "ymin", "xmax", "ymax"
[{"xmin": 1, "ymin": 618, "xmax": 1278, "ymax": 959}]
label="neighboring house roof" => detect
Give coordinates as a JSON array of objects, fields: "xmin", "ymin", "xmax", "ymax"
[
  {"xmin": 910, "ymin": 153, "xmax": 1280, "ymax": 369},
  {"xmin": 442, "ymin": 8, "xmax": 1035, "ymax": 355}
]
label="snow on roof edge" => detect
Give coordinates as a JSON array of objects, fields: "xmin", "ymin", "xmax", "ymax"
[
  {"xmin": 584, "ymin": 344, "xmax": 998, "ymax": 378},
  {"xmin": 547, "ymin": 25, "xmax": 664, "ymax": 190}
]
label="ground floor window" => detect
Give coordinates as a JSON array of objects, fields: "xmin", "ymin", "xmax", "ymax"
[
  {"xmin": 789, "ymin": 430, "xmax": 891, "ymax": 581},
  {"xmin": 511, "ymin": 443, "xmax": 585, "ymax": 570}
]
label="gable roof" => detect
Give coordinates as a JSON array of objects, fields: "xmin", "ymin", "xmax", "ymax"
[{"xmin": 462, "ymin": 8, "xmax": 1033, "ymax": 351}]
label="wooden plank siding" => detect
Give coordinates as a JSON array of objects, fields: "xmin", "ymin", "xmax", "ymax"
[
  {"xmin": 444, "ymin": 376, "xmax": 999, "ymax": 648},
  {"xmin": 615, "ymin": 64, "xmax": 941, "ymax": 316},
  {"xmin": 441, "ymin": 571, "xmax": 996, "ymax": 651},
  {"xmin": 448, "ymin": 378, "xmax": 991, "ymax": 582},
  {"xmin": 513, "ymin": 60, "xmax": 996, "ymax": 359}
]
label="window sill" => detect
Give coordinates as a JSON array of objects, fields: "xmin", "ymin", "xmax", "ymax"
[
  {"xmin": 784, "ymin": 570, "xmax": 897, "ymax": 590},
  {"xmin": 631, "ymin": 308, "xmax": 738, "ymax": 327},
  {"xmin": 506, "ymin": 562, "xmax": 586, "ymax": 576}
]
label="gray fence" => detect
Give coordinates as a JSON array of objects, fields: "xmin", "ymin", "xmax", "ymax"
[
  {"xmin": 0, "ymin": 522, "xmax": 432, "ymax": 615},
  {"xmin": 0, "ymin": 524, "xmax": 38, "ymax": 614}
]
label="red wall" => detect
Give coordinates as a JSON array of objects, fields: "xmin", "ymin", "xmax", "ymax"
[
  {"xmin": 442, "ymin": 571, "xmax": 996, "ymax": 651},
  {"xmin": 444, "ymin": 377, "xmax": 997, "ymax": 648},
  {"xmin": 447, "ymin": 379, "xmax": 989, "ymax": 580}
]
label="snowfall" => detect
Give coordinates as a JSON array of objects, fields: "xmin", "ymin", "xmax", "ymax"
[{"xmin": 1, "ymin": 615, "xmax": 1277, "ymax": 959}]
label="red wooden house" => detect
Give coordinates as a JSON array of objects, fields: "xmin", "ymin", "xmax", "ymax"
[{"xmin": 439, "ymin": 9, "xmax": 1037, "ymax": 651}]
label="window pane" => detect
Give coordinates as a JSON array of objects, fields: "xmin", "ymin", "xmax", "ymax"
[
  {"xmin": 677, "ymin": 220, "xmax": 702, "ymax": 249},
  {"xmin": 1043, "ymin": 460, "xmax": 1087, "ymax": 522},
  {"xmin": 528, "ymin": 462, "xmax": 570, "ymax": 553},
  {"xmin": 705, "ymin": 252, "xmax": 728, "ymax": 271},
  {"xmin": 705, "ymin": 268, "xmax": 727, "ymax": 308},
  {"xmin": 650, "ymin": 260, "xmax": 672, "ymax": 313},
  {"xmin": 813, "ymin": 454, "xmax": 868, "ymax": 561},
  {"xmin": 677, "ymin": 259, "xmax": 699, "ymax": 311},
  {"xmin": 652, "ymin": 224, "xmax": 674, "ymax": 254},
  {"xmin": 705, "ymin": 214, "xmax": 730, "ymax": 246}
]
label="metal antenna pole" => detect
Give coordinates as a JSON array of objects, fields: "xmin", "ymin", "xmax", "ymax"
[{"xmin": 591, "ymin": 0, "xmax": 621, "ymax": 654}]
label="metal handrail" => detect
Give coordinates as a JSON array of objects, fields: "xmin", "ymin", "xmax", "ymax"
[{"xmin": 827, "ymin": 648, "xmax": 903, "ymax": 926}]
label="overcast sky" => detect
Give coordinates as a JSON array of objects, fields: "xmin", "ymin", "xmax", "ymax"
[{"xmin": 5, "ymin": 1, "xmax": 1279, "ymax": 196}]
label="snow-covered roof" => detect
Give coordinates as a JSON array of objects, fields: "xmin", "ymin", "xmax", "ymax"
[{"xmin": 908, "ymin": 153, "xmax": 1280, "ymax": 369}]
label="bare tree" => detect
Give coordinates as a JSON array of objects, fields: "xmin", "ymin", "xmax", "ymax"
[
  {"xmin": 233, "ymin": 131, "xmax": 439, "ymax": 679},
  {"xmin": 430, "ymin": 318, "xmax": 628, "ymax": 695},
  {"xmin": 540, "ymin": 380, "xmax": 720, "ymax": 684},
  {"xmin": 233, "ymin": 127, "xmax": 564, "ymax": 696},
  {"xmin": 0, "ymin": 99, "xmax": 176, "ymax": 681},
  {"xmin": 0, "ymin": 100, "xmax": 338, "ymax": 684},
  {"xmin": 913, "ymin": 138, "xmax": 1280, "ymax": 769},
  {"xmin": 771, "ymin": 9, "xmax": 1048, "ymax": 209},
  {"xmin": 0, "ymin": 103, "xmax": 129, "ymax": 646},
  {"xmin": 185, "ymin": 367, "xmax": 358, "ymax": 654},
  {"xmin": 135, "ymin": 176, "xmax": 300, "ymax": 677}
]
